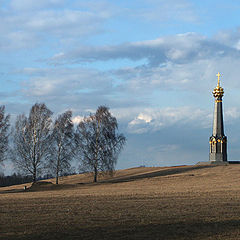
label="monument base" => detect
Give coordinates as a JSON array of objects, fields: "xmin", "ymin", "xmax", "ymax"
[
  {"xmin": 209, "ymin": 153, "xmax": 227, "ymax": 162},
  {"xmin": 196, "ymin": 161, "xmax": 229, "ymax": 166}
]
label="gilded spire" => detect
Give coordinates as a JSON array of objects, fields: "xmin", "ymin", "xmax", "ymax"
[
  {"xmin": 216, "ymin": 72, "xmax": 220, "ymax": 87},
  {"xmin": 213, "ymin": 72, "xmax": 224, "ymax": 98}
]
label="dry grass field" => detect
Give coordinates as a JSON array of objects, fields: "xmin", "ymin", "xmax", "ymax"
[{"xmin": 1, "ymin": 164, "xmax": 240, "ymax": 240}]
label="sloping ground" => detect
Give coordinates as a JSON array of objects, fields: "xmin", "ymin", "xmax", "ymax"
[
  {"xmin": 0, "ymin": 165, "xmax": 191, "ymax": 192},
  {"xmin": 1, "ymin": 164, "xmax": 240, "ymax": 240},
  {"xmin": 53, "ymin": 166, "xmax": 176, "ymax": 185},
  {"xmin": 100, "ymin": 164, "xmax": 214, "ymax": 183}
]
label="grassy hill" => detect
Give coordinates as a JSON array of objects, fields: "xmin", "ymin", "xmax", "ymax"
[{"xmin": 1, "ymin": 164, "xmax": 240, "ymax": 240}]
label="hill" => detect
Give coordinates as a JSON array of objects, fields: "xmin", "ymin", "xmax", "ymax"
[{"xmin": 1, "ymin": 164, "xmax": 240, "ymax": 239}]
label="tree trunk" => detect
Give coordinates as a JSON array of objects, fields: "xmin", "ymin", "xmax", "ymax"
[
  {"xmin": 94, "ymin": 166, "xmax": 98, "ymax": 182},
  {"xmin": 94, "ymin": 119, "xmax": 100, "ymax": 183},
  {"xmin": 56, "ymin": 171, "xmax": 59, "ymax": 184},
  {"xmin": 33, "ymin": 170, "xmax": 36, "ymax": 183},
  {"xmin": 56, "ymin": 157, "xmax": 59, "ymax": 185}
]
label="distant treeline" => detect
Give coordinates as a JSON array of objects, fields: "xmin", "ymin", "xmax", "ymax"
[
  {"xmin": 0, "ymin": 172, "xmax": 78, "ymax": 187},
  {"xmin": 0, "ymin": 173, "xmax": 32, "ymax": 187}
]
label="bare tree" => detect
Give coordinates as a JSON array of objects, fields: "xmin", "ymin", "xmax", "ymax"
[
  {"xmin": 0, "ymin": 106, "xmax": 10, "ymax": 164},
  {"xmin": 76, "ymin": 106, "xmax": 126, "ymax": 182},
  {"xmin": 48, "ymin": 110, "xmax": 75, "ymax": 184},
  {"xmin": 11, "ymin": 103, "xmax": 52, "ymax": 183}
]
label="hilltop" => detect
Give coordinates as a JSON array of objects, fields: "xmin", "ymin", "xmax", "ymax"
[{"xmin": 1, "ymin": 164, "xmax": 240, "ymax": 240}]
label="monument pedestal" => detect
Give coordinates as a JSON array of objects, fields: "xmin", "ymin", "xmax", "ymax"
[{"xmin": 196, "ymin": 161, "xmax": 229, "ymax": 166}]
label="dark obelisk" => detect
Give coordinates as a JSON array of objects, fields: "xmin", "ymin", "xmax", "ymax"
[{"xmin": 209, "ymin": 72, "xmax": 227, "ymax": 162}]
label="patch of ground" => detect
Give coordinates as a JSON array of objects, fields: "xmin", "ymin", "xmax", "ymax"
[{"xmin": 1, "ymin": 164, "xmax": 240, "ymax": 240}]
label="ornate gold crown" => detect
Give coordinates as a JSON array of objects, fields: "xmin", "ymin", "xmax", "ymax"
[{"xmin": 213, "ymin": 72, "xmax": 224, "ymax": 98}]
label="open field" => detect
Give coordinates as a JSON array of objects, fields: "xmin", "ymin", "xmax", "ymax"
[{"xmin": 1, "ymin": 164, "xmax": 240, "ymax": 240}]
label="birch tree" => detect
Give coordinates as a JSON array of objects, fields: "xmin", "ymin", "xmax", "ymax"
[
  {"xmin": 76, "ymin": 106, "xmax": 126, "ymax": 182},
  {"xmin": 48, "ymin": 110, "xmax": 75, "ymax": 184},
  {"xmin": 12, "ymin": 103, "xmax": 52, "ymax": 183},
  {"xmin": 0, "ymin": 106, "xmax": 10, "ymax": 164}
]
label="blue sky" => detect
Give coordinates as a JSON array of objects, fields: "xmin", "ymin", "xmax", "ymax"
[{"xmin": 1, "ymin": 0, "xmax": 240, "ymax": 174}]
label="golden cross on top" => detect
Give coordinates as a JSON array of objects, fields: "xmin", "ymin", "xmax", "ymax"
[{"xmin": 216, "ymin": 72, "xmax": 221, "ymax": 87}]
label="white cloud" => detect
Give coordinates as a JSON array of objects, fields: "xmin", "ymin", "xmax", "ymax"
[
  {"xmin": 21, "ymin": 67, "xmax": 113, "ymax": 97},
  {"xmin": 72, "ymin": 115, "xmax": 84, "ymax": 125},
  {"xmin": 15, "ymin": 67, "xmax": 124, "ymax": 114},
  {"xmin": 225, "ymin": 107, "xmax": 240, "ymax": 120},
  {"xmin": 52, "ymin": 32, "xmax": 240, "ymax": 67},
  {"xmin": 118, "ymin": 105, "xmax": 240, "ymax": 135},
  {"xmin": 0, "ymin": 1, "xmax": 113, "ymax": 50},
  {"xmin": 128, "ymin": 107, "xmax": 212, "ymax": 134},
  {"xmin": 24, "ymin": 10, "xmax": 106, "ymax": 36},
  {"xmin": 13, "ymin": 30, "xmax": 240, "ymax": 128},
  {"xmin": 136, "ymin": 0, "xmax": 198, "ymax": 23},
  {"xmin": 213, "ymin": 28, "xmax": 240, "ymax": 49},
  {"xmin": 137, "ymin": 113, "xmax": 152, "ymax": 123},
  {"xmin": 10, "ymin": 0, "xmax": 65, "ymax": 11}
]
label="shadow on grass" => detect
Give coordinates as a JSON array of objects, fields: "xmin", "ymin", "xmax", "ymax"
[
  {"xmin": 4, "ymin": 219, "xmax": 240, "ymax": 240},
  {"xmin": 0, "ymin": 183, "xmax": 78, "ymax": 194},
  {"xmin": 0, "ymin": 188, "xmax": 25, "ymax": 194},
  {"xmin": 100, "ymin": 165, "xmax": 216, "ymax": 184}
]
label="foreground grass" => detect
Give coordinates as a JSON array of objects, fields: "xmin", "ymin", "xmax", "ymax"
[{"xmin": 1, "ymin": 165, "xmax": 240, "ymax": 240}]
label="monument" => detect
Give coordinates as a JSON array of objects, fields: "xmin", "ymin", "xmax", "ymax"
[{"xmin": 209, "ymin": 72, "xmax": 227, "ymax": 162}]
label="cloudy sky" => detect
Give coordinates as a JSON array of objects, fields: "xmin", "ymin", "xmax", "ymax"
[{"xmin": 1, "ymin": 0, "xmax": 240, "ymax": 173}]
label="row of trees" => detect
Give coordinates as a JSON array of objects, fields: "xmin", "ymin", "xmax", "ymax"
[
  {"xmin": 0, "ymin": 103, "xmax": 126, "ymax": 184},
  {"xmin": 0, "ymin": 173, "xmax": 32, "ymax": 187}
]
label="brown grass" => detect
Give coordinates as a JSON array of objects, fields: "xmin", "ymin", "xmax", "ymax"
[{"xmin": 1, "ymin": 164, "xmax": 240, "ymax": 239}]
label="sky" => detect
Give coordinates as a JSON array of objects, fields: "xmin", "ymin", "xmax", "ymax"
[{"xmin": 1, "ymin": 0, "xmax": 240, "ymax": 174}]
